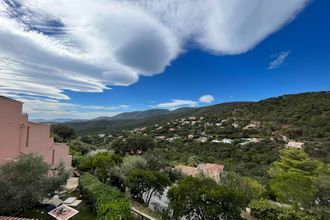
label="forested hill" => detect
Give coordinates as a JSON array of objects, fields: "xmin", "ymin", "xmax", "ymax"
[
  {"xmin": 67, "ymin": 92, "xmax": 329, "ymax": 138},
  {"xmin": 67, "ymin": 102, "xmax": 251, "ymax": 134}
]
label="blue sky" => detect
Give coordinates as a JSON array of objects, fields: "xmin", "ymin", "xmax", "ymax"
[{"xmin": 0, "ymin": 0, "xmax": 329, "ymax": 119}]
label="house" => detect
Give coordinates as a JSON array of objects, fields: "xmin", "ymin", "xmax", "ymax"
[
  {"xmin": 211, "ymin": 140, "xmax": 221, "ymax": 143},
  {"xmin": 221, "ymin": 138, "xmax": 233, "ymax": 144},
  {"xmin": 243, "ymin": 121, "xmax": 260, "ymax": 130},
  {"xmin": 287, "ymin": 141, "xmax": 304, "ymax": 149},
  {"xmin": 195, "ymin": 137, "xmax": 208, "ymax": 143},
  {"xmin": 188, "ymin": 134, "xmax": 194, "ymax": 139},
  {"xmin": 0, "ymin": 96, "xmax": 71, "ymax": 167},
  {"xmin": 175, "ymin": 163, "xmax": 225, "ymax": 183}
]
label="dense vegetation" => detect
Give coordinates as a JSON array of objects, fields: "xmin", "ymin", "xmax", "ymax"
[
  {"xmin": 79, "ymin": 173, "xmax": 131, "ymax": 220},
  {"xmin": 58, "ymin": 92, "xmax": 330, "ymax": 219},
  {"xmin": 0, "ymin": 154, "xmax": 69, "ymax": 215}
]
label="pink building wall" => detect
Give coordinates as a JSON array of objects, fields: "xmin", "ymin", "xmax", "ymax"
[{"xmin": 0, "ymin": 96, "xmax": 71, "ymax": 167}]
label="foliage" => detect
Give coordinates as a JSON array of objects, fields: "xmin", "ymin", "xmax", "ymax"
[
  {"xmin": 249, "ymin": 199, "xmax": 315, "ymax": 220},
  {"xmin": 111, "ymin": 135, "xmax": 156, "ymax": 155},
  {"xmin": 78, "ymin": 151, "xmax": 122, "ymax": 182},
  {"xmin": 125, "ymin": 169, "xmax": 170, "ymax": 205},
  {"xmin": 224, "ymin": 172, "xmax": 266, "ymax": 207},
  {"xmin": 270, "ymin": 172, "xmax": 316, "ymax": 209},
  {"xmin": 269, "ymin": 149, "xmax": 321, "ymax": 208},
  {"xmin": 168, "ymin": 176, "xmax": 243, "ymax": 220},
  {"xmin": 69, "ymin": 139, "xmax": 96, "ymax": 166},
  {"xmin": 106, "ymin": 155, "xmax": 148, "ymax": 191},
  {"xmin": 0, "ymin": 154, "xmax": 69, "ymax": 215},
  {"xmin": 51, "ymin": 124, "xmax": 76, "ymax": 142},
  {"xmin": 310, "ymin": 164, "xmax": 330, "ymax": 219},
  {"xmin": 268, "ymin": 148, "xmax": 322, "ymax": 177},
  {"xmin": 268, "ymin": 149, "xmax": 330, "ymax": 219},
  {"xmin": 79, "ymin": 173, "xmax": 131, "ymax": 220},
  {"xmin": 119, "ymin": 155, "xmax": 147, "ymax": 177},
  {"xmin": 145, "ymin": 139, "xmax": 280, "ymax": 179},
  {"xmin": 143, "ymin": 150, "xmax": 169, "ymax": 171}
]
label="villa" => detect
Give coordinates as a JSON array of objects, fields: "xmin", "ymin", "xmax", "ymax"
[
  {"xmin": 0, "ymin": 96, "xmax": 71, "ymax": 167},
  {"xmin": 175, "ymin": 163, "xmax": 225, "ymax": 183},
  {"xmin": 287, "ymin": 140, "xmax": 304, "ymax": 149}
]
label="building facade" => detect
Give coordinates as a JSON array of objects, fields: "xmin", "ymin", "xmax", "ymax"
[{"xmin": 0, "ymin": 96, "xmax": 71, "ymax": 167}]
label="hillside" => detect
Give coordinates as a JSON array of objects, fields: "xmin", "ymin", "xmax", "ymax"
[
  {"xmin": 67, "ymin": 102, "xmax": 250, "ymax": 135},
  {"xmin": 67, "ymin": 92, "xmax": 330, "ymax": 169}
]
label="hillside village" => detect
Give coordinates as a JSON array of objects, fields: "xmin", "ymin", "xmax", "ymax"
[{"xmin": 102, "ymin": 116, "xmax": 303, "ymax": 149}]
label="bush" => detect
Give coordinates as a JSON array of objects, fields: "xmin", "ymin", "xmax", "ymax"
[
  {"xmin": 0, "ymin": 154, "xmax": 69, "ymax": 215},
  {"xmin": 249, "ymin": 199, "xmax": 315, "ymax": 220},
  {"xmin": 79, "ymin": 173, "xmax": 131, "ymax": 220},
  {"xmin": 78, "ymin": 151, "xmax": 122, "ymax": 182}
]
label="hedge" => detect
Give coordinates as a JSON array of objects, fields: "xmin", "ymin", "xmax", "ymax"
[{"xmin": 79, "ymin": 173, "xmax": 131, "ymax": 220}]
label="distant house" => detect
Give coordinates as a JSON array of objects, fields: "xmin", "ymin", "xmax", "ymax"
[
  {"xmin": 287, "ymin": 141, "xmax": 304, "ymax": 149},
  {"xmin": 188, "ymin": 134, "xmax": 194, "ymax": 139},
  {"xmin": 243, "ymin": 121, "xmax": 260, "ymax": 130},
  {"xmin": 175, "ymin": 163, "xmax": 225, "ymax": 183},
  {"xmin": 211, "ymin": 140, "xmax": 221, "ymax": 143},
  {"xmin": 195, "ymin": 137, "xmax": 208, "ymax": 143},
  {"xmin": 221, "ymin": 138, "xmax": 233, "ymax": 144},
  {"xmin": 0, "ymin": 96, "xmax": 71, "ymax": 167},
  {"xmin": 232, "ymin": 123, "xmax": 239, "ymax": 128},
  {"xmin": 167, "ymin": 136, "xmax": 179, "ymax": 142},
  {"xmin": 155, "ymin": 135, "xmax": 166, "ymax": 140},
  {"xmin": 98, "ymin": 133, "xmax": 105, "ymax": 138}
]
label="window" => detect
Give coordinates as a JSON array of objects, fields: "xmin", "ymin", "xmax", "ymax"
[{"xmin": 26, "ymin": 126, "xmax": 29, "ymax": 147}]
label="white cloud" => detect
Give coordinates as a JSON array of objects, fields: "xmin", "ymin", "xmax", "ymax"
[
  {"xmin": 0, "ymin": 0, "xmax": 309, "ymax": 117},
  {"xmin": 199, "ymin": 95, "xmax": 215, "ymax": 103},
  {"xmin": 267, "ymin": 51, "xmax": 291, "ymax": 70},
  {"xmin": 156, "ymin": 94, "xmax": 215, "ymax": 109},
  {"xmin": 14, "ymin": 96, "xmax": 128, "ymax": 120},
  {"xmin": 156, "ymin": 99, "xmax": 198, "ymax": 109}
]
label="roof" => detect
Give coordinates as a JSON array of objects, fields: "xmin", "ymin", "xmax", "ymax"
[
  {"xmin": 175, "ymin": 165, "xmax": 199, "ymax": 177},
  {"xmin": 0, "ymin": 96, "xmax": 22, "ymax": 103},
  {"xmin": 175, "ymin": 163, "xmax": 225, "ymax": 183}
]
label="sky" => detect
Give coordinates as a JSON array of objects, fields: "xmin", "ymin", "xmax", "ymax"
[{"xmin": 0, "ymin": 0, "xmax": 329, "ymax": 120}]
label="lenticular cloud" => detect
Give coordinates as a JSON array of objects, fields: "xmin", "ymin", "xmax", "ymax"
[{"xmin": 0, "ymin": 0, "xmax": 309, "ymax": 101}]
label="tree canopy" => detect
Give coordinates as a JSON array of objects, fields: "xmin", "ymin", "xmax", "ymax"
[
  {"xmin": 168, "ymin": 176, "xmax": 243, "ymax": 220},
  {"xmin": 0, "ymin": 154, "xmax": 69, "ymax": 215}
]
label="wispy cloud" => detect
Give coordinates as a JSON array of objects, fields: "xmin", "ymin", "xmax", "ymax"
[
  {"xmin": 155, "ymin": 94, "xmax": 215, "ymax": 110},
  {"xmin": 0, "ymin": 0, "xmax": 309, "ymax": 106},
  {"xmin": 156, "ymin": 99, "xmax": 198, "ymax": 109},
  {"xmin": 267, "ymin": 51, "xmax": 291, "ymax": 70},
  {"xmin": 199, "ymin": 95, "xmax": 215, "ymax": 103},
  {"xmin": 14, "ymin": 96, "xmax": 129, "ymax": 120}
]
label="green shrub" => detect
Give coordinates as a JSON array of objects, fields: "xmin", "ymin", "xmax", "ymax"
[
  {"xmin": 249, "ymin": 199, "xmax": 315, "ymax": 220},
  {"xmin": 79, "ymin": 173, "xmax": 131, "ymax": 220}
]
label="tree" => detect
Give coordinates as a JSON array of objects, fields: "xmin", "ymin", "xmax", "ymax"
[
  {"xmin": 119, "ymin": 155, "xmax": 147, "ymax": 177},
  {"xmin": 270, "ymin": 172, "xmax": 316, "ymax": 208},
  {"xmin": 168, "ymin": 176, "xmax": 242, "ymax": 220},
  {"xmin": 78, "ymin": 150, "xmax": 122, "ymax": 182},
  {"xmin": 0, "ymin": 154, "xmax": 69, "ymax": 215},
  {"xmin": 225, "ymin": 172, "xmax": 266, "ymax": 207},
  {"xmin": 310, "ymin": 164, "xmax": 330, "ymax": 219},
  {"xmin": 51, "ymin": 124, "xmax": 75, "ymax": 142},
  {"xmin": 107, "ymin": 155, "xmax": 147, "ymax": 191},
  {"xmin": 268, "ymin": 149, "xmax": 321, "ymax": 208},
  {"xmin": 249, "ymin": 199, "xmax": 315, "ymax": 220},
  {"xmin": 268, "ymin": 148, "xmax": 322, "ymax": 177},
  {"xmin": 125, "ymin": 169, "xmax": 170, "ymax": 205},
  {"xmin": 112, "ymin": 135, "xmax": 156, "ymax": 155}
]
